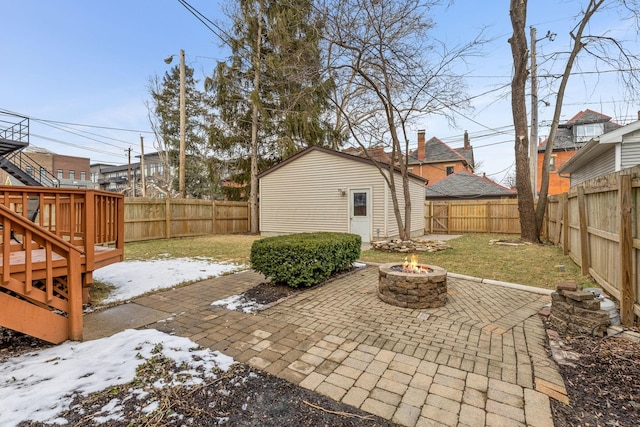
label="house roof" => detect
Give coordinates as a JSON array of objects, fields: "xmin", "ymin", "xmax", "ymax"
[
  {"xmin": 564, "ymin": 109, "xmax": 612, "ymax": 125},
  {"xmin": 425, "ymin": 170, "xmax": 516, "ymax": 199},
  {"xmin": 258, "ymin": 145, "xmax": 428, "ymax": 183},
  {"xmin": 408, "ymin": 137, "xmax": 469, "ymax": 164},
  {"xmin": 538, "ymin": 109, "xmax": 622, "ymax": 152},
  {"xmin": 341, "ymin": 146, "xmax": 395, "ymax": 164},
  {"xmin": 558, "ymin": 119, "xmax": 640, "ymax": 174}
]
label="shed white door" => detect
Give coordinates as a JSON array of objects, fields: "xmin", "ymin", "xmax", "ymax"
[{"xmin": 349, "ymin": 189, "xmax": 371, "ymax": 243}]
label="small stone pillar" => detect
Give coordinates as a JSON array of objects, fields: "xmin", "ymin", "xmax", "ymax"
[{"xmin": 549, "ymin": 282, "xmax": 610, "ymax": 337}]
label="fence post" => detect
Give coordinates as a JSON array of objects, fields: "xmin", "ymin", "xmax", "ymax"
[
  {"xmin": 212, "ymin": 200, "xmax": 217, "ymax": 235},
  {"xmin": 429, "ymin": 201, "xmax": 434, "ymax": 234},
  {"xmin": 165, "ymin": 198, "xmax": 171, "ymax": 239},
  {"xmin": 486, "ymin": 200, "xmax": 492, "ymax": 233},
  {"xmin": 577, "ymin": 186, "xmax": 590, "ymax": 275},
  {"xmin": 562, "ymin": 193, "xmax": 569, "ymax": 255},
  {"xmin": 554, "ymin": 195, "xmax": 563, "ymax": 244},
  {"xmin": 619, "ymin": 173, "xmax": 634, "ymax": 326}
]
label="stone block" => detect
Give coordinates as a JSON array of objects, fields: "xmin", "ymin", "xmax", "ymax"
[
  {"xmin": 576, "ymin": 299, "xmax": 601, "ymax": 311},
  {"xmin": 562, "ymin": 290, "xmax": 596, "ymax": 302},
  {"xmin": 550, "ymin": 300, "xmax": 574, "ymax": 315},
  {"xmin": 556, "ymin": 281, "xmax": 576, "ymax": 291}
]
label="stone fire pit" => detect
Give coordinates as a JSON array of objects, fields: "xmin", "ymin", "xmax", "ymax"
[{"xmin": 378, "ymin": 263, "xmax": 448, "ymax": 309}]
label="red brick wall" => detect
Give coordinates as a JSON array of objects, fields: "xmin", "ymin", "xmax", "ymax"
[
  {"xmin": 536, "ymin": 151, "xmax": 573, "ymax": 195},
  {"xmin": 409, "ymin": 160, "xmax": 468, "ymax": 185}
]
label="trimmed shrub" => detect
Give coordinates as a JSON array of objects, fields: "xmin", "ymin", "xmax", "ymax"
[{"xmin": 250, "ymin": 232, "xmax": 361, "ymax": 288}]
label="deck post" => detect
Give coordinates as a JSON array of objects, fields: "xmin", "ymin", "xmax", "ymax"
[
  {"xmin": 85, "ymin": 190, "xmax": 96, "ymax": 271},
  {"xmin": 67, "ymin": 249, "xmax": 83, "ymax": 341}
]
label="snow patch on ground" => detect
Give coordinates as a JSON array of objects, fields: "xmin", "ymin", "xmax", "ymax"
[
  {"xmin": 0, "ymin": 329, "xmax": 235, "ymax": 426},
  {"xmin": 94, "ymin": 258, "xmax": 245, "ymax": 304}
]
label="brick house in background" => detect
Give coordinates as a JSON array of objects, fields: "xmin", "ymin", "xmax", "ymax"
[
  {"xmin": 537, "ymin": 109, "xmax": 621, "ymax": 195},
  {"xmin": 0, "ymin": 146, "xmax": 91, "ymax": 188},
  {"xmin": 407, "ymin": 130, "xmax": 474, "ymax": 184},
  {"xmin": 342, "ymin": 146, "xmax": 396, "ymax": 164}
]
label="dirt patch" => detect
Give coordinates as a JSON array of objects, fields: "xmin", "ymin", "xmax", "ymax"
[
  {"xmin": 18, "ymin": 362, "xmax": 398, "ymax": 427},
  {"xmin": 0, "ymin": 327, "xmax": 53, "ymax": 362},
  {"xmin": 549, "ymin": 332, "xmax": 640, "ymax": 427}
]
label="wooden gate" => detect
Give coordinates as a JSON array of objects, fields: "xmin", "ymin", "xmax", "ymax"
[{"xmin": 427, "ymin": 202, "xmax": 449, "ymax": 233}]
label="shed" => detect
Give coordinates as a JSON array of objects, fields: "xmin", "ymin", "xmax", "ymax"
[{"xmin": 258, "ymin": 146, "xmax": 427, "ymax": 243}]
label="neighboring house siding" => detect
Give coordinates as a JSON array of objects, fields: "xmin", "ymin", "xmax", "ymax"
[
  {"xmin": 621, "ymin": 141, "xmax": 640, "ymax": 169},
  {"xmin": 570, "ymin": 147, "xmax": 615, "ymax": 186}
]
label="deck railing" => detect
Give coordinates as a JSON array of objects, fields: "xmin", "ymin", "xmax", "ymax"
[{"xmin": 0, "ymin": 187, "xmax": 125, "ymax": 266}]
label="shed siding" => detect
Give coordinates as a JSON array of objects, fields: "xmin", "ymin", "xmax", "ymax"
[
  {"xmin": 260, "ymin": 149, "xmax": 424, "ymax": 239},
  {"xmin": 570, "ymin": 146, "xmax": 615, "ymax": 186},
  {"xmin": 384, "ymin": 177, "xmax": 425, "ymax": 238}
]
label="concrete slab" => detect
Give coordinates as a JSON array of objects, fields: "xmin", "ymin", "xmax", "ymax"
[{"xmin": 82, "ymin": 303, "xmax": 171, "ymax": 341}]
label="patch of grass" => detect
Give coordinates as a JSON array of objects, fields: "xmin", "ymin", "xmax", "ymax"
[
  {"xmin": 88, "ymin": 280, "xmax": 116, "ymax": 306},
  {"xmin": 124, "ymin": 234, "xmax": 262, "ymax": 265},
  {"xmin": 359, "ymin": 234, "xmax": 595, "ymax": 290},
  {"xmin": 118, "ymin": 233, "xmax": 594, "ymax": 291}
]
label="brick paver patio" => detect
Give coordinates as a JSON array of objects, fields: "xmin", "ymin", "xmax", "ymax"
[{"xmin": 85, "ymin": 265, "xmax": 565, "ymax": 426}]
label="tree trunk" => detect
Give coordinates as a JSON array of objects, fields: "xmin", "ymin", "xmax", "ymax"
[
  {"xmin": 535, "ymin": 0, "xmax": 603, "ymax": 234},
  {"xmin": 509, "ymin": 0, "xmax": 539, "ymax": 242}
]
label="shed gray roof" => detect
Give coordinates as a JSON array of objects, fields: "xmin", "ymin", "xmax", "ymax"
[{"xmin": 425, "ymin": 170, "xmax": 516, "ymax": 199}]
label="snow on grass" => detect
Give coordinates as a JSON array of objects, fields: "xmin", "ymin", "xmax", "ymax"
[
  {"xmin": 0, "ymin": 329, "xmax": 235, "ymax": 426},
  {"xmin": 94, "ymin": 258, "xmax": 245, "ymax": 304}
]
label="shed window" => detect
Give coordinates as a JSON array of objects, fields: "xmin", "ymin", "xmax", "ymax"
[{"xmin": 353, "ymin": 192, "xmax": 367, "ymax": 216}]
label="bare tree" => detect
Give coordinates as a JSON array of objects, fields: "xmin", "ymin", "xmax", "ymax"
[
  {"xmin": 510, "ymin": 0, "xmax": 640, "ymax": 242},
  {"xmin": 321, "ymin": 0, "xmax": 484, "ymax": 240}
]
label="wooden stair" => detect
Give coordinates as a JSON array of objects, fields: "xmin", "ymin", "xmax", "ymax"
[{"xmin": 0, "ymin": 187, "xmax": 124, "ymax": 344}]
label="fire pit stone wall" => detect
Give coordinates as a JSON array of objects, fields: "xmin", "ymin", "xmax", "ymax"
[{"xmin": 378, "ymin": 263, "xmax": 447, "ymax": 309}]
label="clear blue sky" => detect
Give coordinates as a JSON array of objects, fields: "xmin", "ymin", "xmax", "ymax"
[{"xmin": 1, "ymin": 0, "xmax": 638, "ymax": 184}]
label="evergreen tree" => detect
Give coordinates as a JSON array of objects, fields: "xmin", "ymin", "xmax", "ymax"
[{"xmin": 206, "ymin": 0, "xmax": 334, "ymax": 228}]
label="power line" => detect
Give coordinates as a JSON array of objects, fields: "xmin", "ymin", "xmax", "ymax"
[{"xmin": 0, "ymin": 108, "xmax": 152, "ymax": 134}]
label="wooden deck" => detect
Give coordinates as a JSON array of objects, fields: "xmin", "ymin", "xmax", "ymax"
[{"xmin": 0, "ymin": 187, "xmax": 124, "ymax": 343}]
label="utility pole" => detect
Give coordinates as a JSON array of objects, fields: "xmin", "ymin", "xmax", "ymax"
[
  {"xmin": 126, "ymin": 147, "xmax": 133, "ymax": 197},
  {"xmin": 530, "ymin": 26, "xmax": 538, "ymax": 198},
  {"xmin": 140, "ymin": 135, "xmax": 146, "ymax": 197},
  {"xmin": 179, "ymin": 49, "xmax": 186, "ymax": 199}
]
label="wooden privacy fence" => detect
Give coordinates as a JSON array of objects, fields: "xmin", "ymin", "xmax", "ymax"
[
  {"xmin": 424, "ymin": 199, "xmax": 521, "ymax": 235},
  {"xmin": 124, "ymin": 198, "xmax": 250, "ymax": 242},
  {"xmin": 547, "ymin": 166, "xmax": 639, "ymax": 326}
]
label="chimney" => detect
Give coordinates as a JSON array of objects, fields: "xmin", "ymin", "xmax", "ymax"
[
  {"xmin": 464, "ymin": 130, "xmax": 471, "ymax": 150},
  {"xmin": 417, "ymin": 130, "xmax": 426, "ymax": 161}
]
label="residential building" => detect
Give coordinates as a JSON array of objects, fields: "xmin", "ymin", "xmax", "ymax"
[
  {"xmin": 537, "ymin": 109, "xmax": 621, "ymax": 195},
  {"xmin": 342, "ymin": 146, "xmax": 396, "ymax": 164},
  {"xmin": 558, "ymin": 118, "xmax": 640, "ymax": 186},
  {"xmin": 0, "ymin": 146, "xmax": 91, "ymax": 188},
  {"xmin": 91, "ymin": 152, "xmax": 170, "ymax": 197},
  {"xmin": 407, "ymin": 130, "xmax": 474, "ymax": 184}
]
